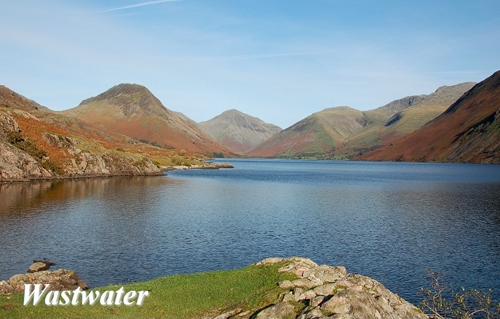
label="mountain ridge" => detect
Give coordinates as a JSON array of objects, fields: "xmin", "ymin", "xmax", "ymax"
[
  {"xmin": 358, "ymin": 71, "xmax": 500, "ymax": 163},
  {"xmin": 249, "ymin": 82, "xmax": 475, "ymax": 159}
]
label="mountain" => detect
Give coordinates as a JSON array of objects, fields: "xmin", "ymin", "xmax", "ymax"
[
  {"xmin": 357, "ymin": 71, "xmax": 500, "ymax": 163},
  {"xmin": 249, "ymin": 83, "xmax": 475, "ymax": 159},
  {"xmin": 0, "ymin": 85, "xmax": 224, "ymax": 182},
  {"xmin": 0, "ymin": 85, "xmax": 48, "ymax": 111},
  {"xmin": 63, "ymin": 84, "xmax": 234, "ymax": 155},
  {"xmin": 249, "ymin": 106, "xmax": 365, "ymax": 158},
  {"xmin": 173, "ymin": 111, "xmax": 200, "ymax": 128},
  {"xmin": 199, "ymin": 109, "xmax": 282, "ymax": 153},
  {"xmin": 344, "ymin": 82, "xmax": 476, "ymax": 154}
]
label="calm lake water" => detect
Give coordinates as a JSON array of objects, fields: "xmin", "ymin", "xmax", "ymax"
[{"xmin": 1, "ymin": 159, "xmax": 500, "ymax": 304}]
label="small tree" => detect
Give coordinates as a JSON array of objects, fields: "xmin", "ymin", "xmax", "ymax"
[{"xmin": 419, "ymin": 269, "xmax": 500, "ymax": 319}]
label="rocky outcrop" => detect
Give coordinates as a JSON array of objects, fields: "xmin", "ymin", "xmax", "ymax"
[
  {"xmin": 0, "ymin": 270, "xmax": 88, "ymax": 294},
  {"xmin": 215, "ymin": 257, "xmax": 428, "ymax": 319},
  {"xmin": 0, "ymin": 139, "xmax": 53, "ymax": 180},
  {"xmin": 0, "ymin": 261, "xmax": 88, "ymax": 294},
  {"xmin": 0, "ymin": 109, "xmax": 163, "ymax": 182}
]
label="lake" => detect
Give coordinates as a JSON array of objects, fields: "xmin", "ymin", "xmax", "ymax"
[{"xmin": 1, "ymin": 159, "xmax": 500, "ymax": 304}]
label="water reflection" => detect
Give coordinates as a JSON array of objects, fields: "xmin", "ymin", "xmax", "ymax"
[{"xmin": 0, "ymin": 176, "xmax": 177, "ymax": 216}]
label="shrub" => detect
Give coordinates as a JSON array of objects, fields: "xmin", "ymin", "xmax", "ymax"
[
  {"xmin": 419, "ymin": 269, "xmax": 500, "ymax": 319},
  {"xmin": 7, "ymin": 131, "xmax": 47, "ymax": 160}
]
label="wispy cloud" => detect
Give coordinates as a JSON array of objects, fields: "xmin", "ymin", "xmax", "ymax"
[{"xmin": 98, "ymin": 0, "xmax": 181, "ymax": 13}]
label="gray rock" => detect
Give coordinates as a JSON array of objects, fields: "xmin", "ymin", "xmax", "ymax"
[
  {"xmin": 254, "ymin": 301, "xmax": 296, "ymax": 319},
  {"xmin": 255, "ymin": 257, "xmax": 285, "ymax": 265},
  {"xmin": 310, "ymin": 295, "xmax": 325, "ymax": 307},
  {"xmin": 297, "ymin": 308, "xmax": 324, "ymax": 319},
  {"xmin": 308, "ymin": 265, "xmax": 347, "ymax": 283},
  {"xmin": 313, "ymin": 283, "xmax": 337, "ymax": 296},
  {"xmin": 297, "ymin": 289, "xmax": 317, "ymax": 301},
  {"xmin": 291, "ymin": 278, "xmax": 321, "ymax": 289},
  {"xmin": 293, "ymin": 287, "xmax": 305, "ymax": 301},
  {"xmin": 321, "ymin": 295, "xmax": 350, "ymax": 314}
]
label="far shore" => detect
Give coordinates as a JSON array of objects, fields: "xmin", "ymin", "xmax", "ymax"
[{"xmin": 0, "ymin": 162, "xmax": 234, "ymax": 183}]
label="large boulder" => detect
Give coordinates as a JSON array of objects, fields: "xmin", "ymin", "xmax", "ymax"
[{"xmin": 28, "ymin": 262, "xmax": 49, "ymax": 273}]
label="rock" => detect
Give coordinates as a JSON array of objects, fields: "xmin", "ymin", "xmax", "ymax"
[
  {"xmin": 308, "ymin": 265, "xmax": 347, "ymax": 283},
  {"xmin": 297, "ymin": 308, "xmax": 324, "ymax": 319},
  {"xmin": 313, "ymin": 283, "xmax": 337, "ymax": 296},
  {"xmin": 310, "ymin": 295, "xmax": 325, "ymax": 307},
  {"xmin": 277, "ymin": 257, "xmax": 318, "ymax": 273},
  {"xmin": 280, "ymin": 291, "xmax": 295, "ymax": 302},
  {"xmin": 255, "ymin": 257, "xmax": 285, "ymax": 265},
  {"xmin": 278, "ymin": 280, "xmax": 294, "ymax": 289},
  {"xmin": 213, "ymin": 163, "xmax": 234, "ymax": 169},
  {"xmin": 320, "ymin": 295, "xmax": 350, "ymax": 314},
  {"xmin": 28, "ymin": 262, "xmax": 50, "ymax": 273},
  {"xmin": 254, "ymin": 301, "xmax": 296, "ymax": 319},
  {"xmin": 0, "ymin": 140, "xmax": 53, "ymax": 180},
  {"xmin": 212, "ymin": 257, "xmax": 429, "ymax": 319},
  {"xmin": 291, "ymin": 278, "xmax": 322, "ymax": 289},
  {"xmin": 0, "ymin": 281, "xmax": 14, "ymax": 294},
  {"xmin": 297, "ymin": 289, "xmax": 317, "ymax": 301},
  {"xmin": 28, "ymin": 259, "xmax": 57, "ymax": 273},
  {"xmin": 0, "ymin": 112, "xmax": 20, "ymax": 134},
  {"xmin": 293, "ymin": 287, "xmax": 305, "ymax": 301},
  {"xmin": 6, "ymin": 269, "xmax": 88, "ymax": 293},
  {"xmin": 213, "ymin": 303, "xmax": 246, "ymax": 319}
]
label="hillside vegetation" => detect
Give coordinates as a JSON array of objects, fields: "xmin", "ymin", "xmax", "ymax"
[
  {"xmin": 358, "ymin": 71, "xmax": 500, "ymax": 163},
  {"xmin": 249, "ymin": 83, "xmax": 475, "ymax": 159},
  {"xmin": 0, "ymin": 85, "xmax": 209, "ymax": 182}
]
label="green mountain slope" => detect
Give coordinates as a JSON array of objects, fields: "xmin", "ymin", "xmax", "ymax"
[{"xmin": 250, "ymin": 83, "xmax": 475, "ymax": 158}]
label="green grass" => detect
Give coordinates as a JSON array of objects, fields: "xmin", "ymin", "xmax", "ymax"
[{"xmin": 0, "ymin": 263, "xmax": 295, "ymax": 319}]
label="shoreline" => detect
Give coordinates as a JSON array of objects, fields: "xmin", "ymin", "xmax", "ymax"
[
  {"xmin": 0, "ymin": 257, "xmax": 428, "ymax": 319},
  {"xmin": 0, "ymin": 162, "xmax": 234, "ymax": 183}
]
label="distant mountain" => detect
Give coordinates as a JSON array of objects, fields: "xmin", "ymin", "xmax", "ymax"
[
  {"xmin": 249, "ymin": 83, "xmax": 475, "ymax": 159},
  {"xmin": 173, "ymin": 111, "xmax": 200, "ymax": 128},
  {"xmin": 199, "ymin": 109, "xmax": 281, "ymax": 153},
  {"xmin": 344, "ymin": 82, "xmax": 476, "ymax": 153},
  {"xmin": 249, "ymin": 106, "xmax": 365, "ymax": 158},
  {"xmin": 358, "ymin": 71, "xmax": 500, "ymax": 163},
  {"xmin": 63, "ymin": 84, "xmax": 234, "ymax": 155}
]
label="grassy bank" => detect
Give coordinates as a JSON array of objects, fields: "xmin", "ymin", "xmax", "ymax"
[{"xmin": 0, "ymin": 262, "xmax": 295, "ymax": 319}]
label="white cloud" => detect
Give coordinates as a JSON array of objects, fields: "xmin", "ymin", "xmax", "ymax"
[{"xmin": 98, "ymin": 0, "xmax": 181, "ymax": 13}]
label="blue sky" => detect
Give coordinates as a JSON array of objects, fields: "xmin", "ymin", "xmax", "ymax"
[{"xmin": 2, "ymin": 0, "xmax": 499, "ymax": 128}]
